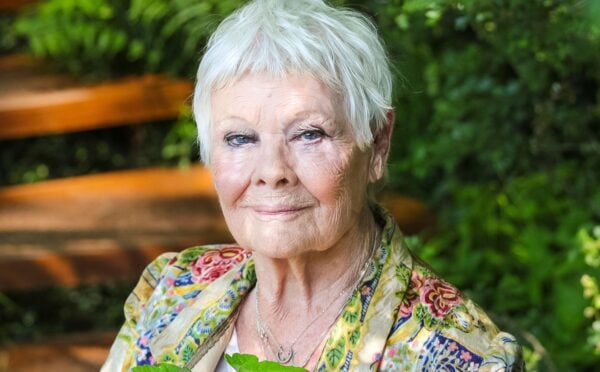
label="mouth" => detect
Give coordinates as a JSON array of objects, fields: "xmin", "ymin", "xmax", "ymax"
[
  {"xmin": 250, "ymin": 205, "xmax": 310, "ymax": 219},
  {"xmin": 253, "ymin": 205, "xmax": 308, "ymax": 214}
]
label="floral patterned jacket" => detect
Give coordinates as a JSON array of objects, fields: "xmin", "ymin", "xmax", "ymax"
[{"xmin": 102, "ymin": 208, "xmax": 523, "ymax": 371}]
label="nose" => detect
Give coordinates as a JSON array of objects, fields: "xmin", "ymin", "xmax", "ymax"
[{"xmin": 253, "ymin": 139, "xmax": 297, "ymax": 188}]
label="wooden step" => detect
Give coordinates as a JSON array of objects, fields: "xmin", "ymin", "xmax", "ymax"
[
  {"xmin": 0, "ymin": 165, "xmax": 433, "ymax": 291},
  {"xmin": 0, "ymin": 54, "xmax": 193, "ymax": 140},
  {"xmin": 0, "ymin": 165, "xmax": 231, "ymax": 290},
  {"xmin": 0, "ymin": 0, "xmax": 37, "ymax": 12},
  {"xmin": 0, "ymin": 331, "xmax": 115, "ymax": 372}
]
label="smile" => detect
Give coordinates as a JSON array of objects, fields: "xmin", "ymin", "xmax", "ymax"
[{"xmin": 250, "ymin": 205, "xmax": 309, "ymax": 220}]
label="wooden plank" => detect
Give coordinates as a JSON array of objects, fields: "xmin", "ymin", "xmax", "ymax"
[
  {"xmin": 0, "ymin": 55, "xmax": 193, "ymax": 139},
  {"xmin": 0, "ymin": 166, "xmax": 232, "ymax": 290},
  {"xmin": 0, "ymin": 165, "xmax": 217, "ymax": 204},
  {"xmin": 0, "ymin": 0, "xmax": 37, "ymax": 12},
  {"xmin": 379, "ymin": 193, "xmax": 435, "ymax": 236},
  {"xmin": 0, "ymin": 331, "xmax": 114, "ymax": 372}
]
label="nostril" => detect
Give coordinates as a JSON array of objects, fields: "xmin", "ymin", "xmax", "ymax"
[{"xmin": 253, "ymin": 147, "xmax": 296, "ymax": 188}]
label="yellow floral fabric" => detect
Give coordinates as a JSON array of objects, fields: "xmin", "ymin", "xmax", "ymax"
[{"xmin": 102, "ymin": 207, "xmax": 523, "ymax": 371}]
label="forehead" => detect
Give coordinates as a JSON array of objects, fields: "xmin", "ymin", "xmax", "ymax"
[{"xmin": 211, "ymin": 72, "xmax": 341, "ymax": 123}]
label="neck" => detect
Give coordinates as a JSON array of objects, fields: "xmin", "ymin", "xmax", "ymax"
[{"xmin": 252, "ymin": 204, "xmax": 380, "ymax": 321}]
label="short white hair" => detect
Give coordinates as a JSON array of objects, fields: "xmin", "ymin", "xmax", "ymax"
[{"xmin": 193, "ymin": 0, "xmax": 393, "ymax": 163}]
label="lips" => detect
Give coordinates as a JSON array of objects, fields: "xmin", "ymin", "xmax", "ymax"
[
  {"xmin": 245, "ymin": 203, "xmax": 312, "ymax": 221},
  {"xmin": 252, "ymin": 205, "xmax": 309, "ymax": 215}
]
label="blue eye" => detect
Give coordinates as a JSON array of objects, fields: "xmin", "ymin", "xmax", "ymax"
[
  {"xmin": 225, "ymin": 134, "xmax": 256, "ymax": 147},
  {"xmin": 298, "ymin": 129, "xmax": 325, "ymax": 142}
]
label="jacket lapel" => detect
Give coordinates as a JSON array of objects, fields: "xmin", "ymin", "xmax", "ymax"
[
  {"xmin": 315, "ymin": 209, "xmax": 413, "ymax": 371},
  {"xmin": 150, "ymin": 259, "xmax": 256, "ymax": 367}
]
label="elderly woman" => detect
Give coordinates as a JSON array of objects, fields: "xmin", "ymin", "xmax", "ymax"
[{"xmin": 102, "ymin": 0, "xmax": 523, "ymax": 371}]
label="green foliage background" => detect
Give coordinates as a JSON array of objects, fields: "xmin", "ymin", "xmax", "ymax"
[{"xmin": 1, "ymin": 0, "xmax": 599, "ymax": 370}]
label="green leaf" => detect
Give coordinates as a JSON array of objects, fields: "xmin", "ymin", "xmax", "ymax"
[
  {"xmin": 181, "ymin": 343, "xmax": 195, "ymax": 363},
  {"xmin": 325, "ymin": 340, "xmax": 344, "ymax": 367},
  {"xmin": 225, "ymin": 353, "xmax": 307, "ymax": 372},
  {"xmin": 342, "ymin": 310, "xmax": 358, "ymax": 324},
  {"xmin": 349, "ymin": 329, "xmax": 360, "ymax": 346}
]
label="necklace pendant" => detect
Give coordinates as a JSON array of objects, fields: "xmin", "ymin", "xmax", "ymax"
[{"xmin": 276, "ymin": 346, "xmax": 294, "ymax": 364}]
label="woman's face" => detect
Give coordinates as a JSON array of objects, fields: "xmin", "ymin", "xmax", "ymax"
[{"xmin": 209, "ymin": 72, "xmax": 378, "ymax": 258}]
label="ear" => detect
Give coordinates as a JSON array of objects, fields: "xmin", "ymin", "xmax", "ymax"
[{"xmin": 368, "ymin": 109, "xmax": 395, "ymax": 183}]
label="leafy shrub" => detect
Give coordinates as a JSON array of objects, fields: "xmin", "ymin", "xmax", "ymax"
[
  {"xmin": 0, "ymin": 121, "xmax": 194, "ymax": 186},
  {"xmin": 12, "ymin": 0, "xmax": 245, "ymax": 79},
  {"xmin": 0, "ymin": 282, "xmax": 132, "ymax": 343},
  {"xmin": 581, "ymin": 227, "xmax": 600, "ymax": 355},
  {"xmin": 364, "ymin": 0, "xmax": 599, "ymax": 369}
]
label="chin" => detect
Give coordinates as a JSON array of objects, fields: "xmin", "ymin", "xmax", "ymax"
[{"xmin": 243, "ymin": 232, "xmax": 318, "ymax": 259}]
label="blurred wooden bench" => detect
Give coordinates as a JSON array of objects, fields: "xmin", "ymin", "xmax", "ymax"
[{"xmin": 0, "ymin": 53, "xmax": 434, "ymax": 371}]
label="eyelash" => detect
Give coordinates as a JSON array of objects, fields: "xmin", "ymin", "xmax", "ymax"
[
  {"xmin": 294, "ymin": 128, "xmax": 327, "ymax": 142},
  {"xmin": 224, "ymin": 133, "xmax": 257, "ymax": 147},
  {"xmin": 224, "ymin": 128, "xmax": 328, "ymax": 147}
]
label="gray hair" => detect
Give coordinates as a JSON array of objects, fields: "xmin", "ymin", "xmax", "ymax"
[{"xmin": 193, "ymin": 0, "xmax": 393, "ymax": 163}]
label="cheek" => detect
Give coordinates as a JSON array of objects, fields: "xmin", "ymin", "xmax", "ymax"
[
  {"xmin": 294, "ymin": 143, "xmax": 363, "ymax": 208},
  {"xmin": 210, "ymin": 149, "xmax": 252, "ymax": 206}
]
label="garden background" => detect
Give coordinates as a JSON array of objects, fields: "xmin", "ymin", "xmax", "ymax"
[{"xmin": 0, "ymin": 0, "xmax": 599, "ymax": 370}]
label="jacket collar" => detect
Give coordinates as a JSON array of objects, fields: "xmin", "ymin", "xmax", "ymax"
[{"xmin": 150, "ymin": 257, "xmax": 256, "ymax": 367}]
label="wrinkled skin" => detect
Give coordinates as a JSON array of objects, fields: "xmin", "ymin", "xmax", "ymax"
[{"xmin": 210, "ymin": 72, "xmax": 383, "ymax": 260}]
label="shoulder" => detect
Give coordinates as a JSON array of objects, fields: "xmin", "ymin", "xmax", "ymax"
[
  {"xmin": 126, "ymin": 244, "xmax": 251, "ymax": 319},
  {"xmin": 381, "ymin": 257, "xmax": 523, "ymax": 371},
  {"xmin": 105, "ymin": 244, "xmax": 251, "ymax": 369},
  {"xmin": 147, "ymin": 244, "xmax": 252, "ymax": 289}
]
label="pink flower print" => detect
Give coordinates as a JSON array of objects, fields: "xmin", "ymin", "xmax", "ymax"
[
  {"xmin": 399, "ymin": 289, "xmax": 419, "ymax": 318},
  {"xmin": 175, "ymin": 303, "xmax": 184, "ymax": 312},
  {"xmin": 398, "ymin": 271, "xmax": 425, "ymax": 318},
  {"xmin": 234, "ymin": 271, "xmax": 242, "ymax": 280},
  {"xmin": 421, "ymin": 278, "xmax": 463, "ymax": 319},
  {"xmin": 460, "ymin": 350, "xmax": 472, "ymax": 361},
  {"xmin": 387, "ymin": 347, "xmax": 397, "ymax": 358},
  {"xmin": 139, "ymin": 336, "xmax": 150, "ymax": 346},
  {"xmin": 190, "ymin": 247, "xmax": 246, "ymax": 284},
  {"xmin": 449, "ymin": 341, "xmax": 458, "ymax": 351},
  {"xmin": 411, "ymin": 270, "xmax": 425, "ymax": 290},
  {"xmin": 165, "ymin": 277, "xmax": 175, "ymax": 287}
]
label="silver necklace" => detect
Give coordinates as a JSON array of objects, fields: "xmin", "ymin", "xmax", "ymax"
[
  {"xmin": 254, "ymin": 233, "xmax": 378, "ymax": 367},
  {"xmin": 255, "ymin": 274, "xmax": 358, "ymax": 365}
]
